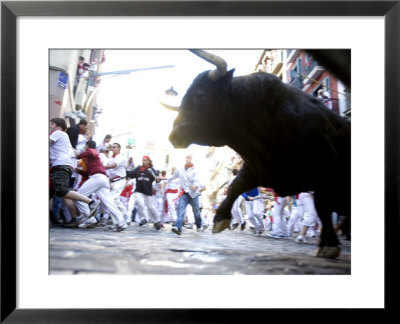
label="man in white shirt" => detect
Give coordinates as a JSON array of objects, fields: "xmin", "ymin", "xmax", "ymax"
[
  {"xmin": 168, "ymin": 155, "xmax": 203, "ymax": 235},
  {"xmin": 105, "ymin": 143, "xmax": 128, "ymax": 225},
  {"xmin": 49, "ymin": 118, "xmax": 99, "ymax": 222}
]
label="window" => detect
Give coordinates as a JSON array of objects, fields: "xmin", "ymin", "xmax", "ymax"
[
  {"xmin": 322, "ymin": 77, "xmax": 331, "ymax": 91},
  {"xmin": 296, "ymin": 58, "xmax": 302, "ymax": 75}
]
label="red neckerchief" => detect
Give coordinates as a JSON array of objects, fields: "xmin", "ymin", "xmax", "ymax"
[
  {"xmin": 140, "ymin": 165, "xmax": 150, "ymax": 172},
  {"xmin": 184, "ymin": 163, "xmax": 194, "ymax": 170},
  {"xmin": 112, "ymin": 152, "xmax": 120, "ymax": 158}
]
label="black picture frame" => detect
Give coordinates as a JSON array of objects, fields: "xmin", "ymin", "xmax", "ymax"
[{"xmin": 1, "ymin": 0, "xmax": 398, "ymax": 322}]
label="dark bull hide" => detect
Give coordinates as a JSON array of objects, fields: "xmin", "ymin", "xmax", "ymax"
[{"xmin": 164, "ymin": 50, "xmax": 350, "ymax": 259}]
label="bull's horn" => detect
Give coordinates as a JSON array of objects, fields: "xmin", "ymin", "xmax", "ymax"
[
  {"xmin": 189, "ymin": 49, "xmax": 228, "ymax": 81},
  {"xmin": 159, "ymin": 100, "xmax": 180, "ymax": 112}
]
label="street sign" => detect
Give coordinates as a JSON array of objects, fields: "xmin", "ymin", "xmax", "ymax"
[{"xmin": 57, "ymin": 72, "xmax": 68, "ymax": 89}]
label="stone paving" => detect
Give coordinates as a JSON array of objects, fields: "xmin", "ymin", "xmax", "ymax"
[{"xmin": 49, "ymin": 222, "xmax": 351, "ymax": 275}]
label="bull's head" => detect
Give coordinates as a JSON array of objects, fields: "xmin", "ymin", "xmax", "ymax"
[{"xmin": 163, "ymin": 50, "xmax": 235, "ymax": 148}]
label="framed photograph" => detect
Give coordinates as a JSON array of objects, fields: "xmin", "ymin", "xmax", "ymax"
[{"xmin": 2, "ymin": 0, "xmax": 398, "ymax": 322}]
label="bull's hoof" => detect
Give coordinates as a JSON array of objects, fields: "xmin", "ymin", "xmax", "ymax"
[
  {"xmin": 315, "ymin": 246, "xmax": 341, "ymax": 259},
  {"xmin": 212, "ymin": 218, "xmax": 231, "ymax": 233}
]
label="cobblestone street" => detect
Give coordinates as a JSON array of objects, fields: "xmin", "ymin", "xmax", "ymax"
[{"xmin": 50, "ymin": 222, "xmax": 351, "ymax": 275}]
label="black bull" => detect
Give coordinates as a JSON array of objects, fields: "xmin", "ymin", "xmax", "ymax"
[{"xmin": 166, "ymin": 50, "xmax": 350, "ymax": 259}]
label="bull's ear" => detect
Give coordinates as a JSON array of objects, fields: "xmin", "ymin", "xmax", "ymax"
[{"xmin": 225, "ymin": 69, "xmax": 235, "ymax": 81}]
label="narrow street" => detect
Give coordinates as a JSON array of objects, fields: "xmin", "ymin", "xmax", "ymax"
[{"xmin": 50, "ymin": 222, "xmax": 351, "ymax": 275}]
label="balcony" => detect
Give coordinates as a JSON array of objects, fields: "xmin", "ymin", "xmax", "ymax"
[
  {"xmin": 286, "ymin": 50, "xmax": 300, "ymax": 63},
  {"xmin": 302, "ymin": 60, "xmax": 324, "ymax": 86}
]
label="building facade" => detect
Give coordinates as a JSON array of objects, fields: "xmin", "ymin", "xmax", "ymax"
[
  {"xmin": 254, "ymin": 49, "xmax": 351, "ymax": 119},
  {"xmin": 285, "ymin": 50, "xmax": 351, "ymax": 118},
  {"xmin": 49, "ymin": 49, "xmax": 105, "ymax": 135}
]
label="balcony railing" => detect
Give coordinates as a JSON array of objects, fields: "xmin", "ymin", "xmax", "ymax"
[{"xmin": 302, "ymin": 59, "xmax": 324, "ymax": 86}]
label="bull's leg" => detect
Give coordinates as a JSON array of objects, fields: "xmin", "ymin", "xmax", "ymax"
[
  {"xmin": 314, "ymin": 192, "xmax": 341, "ymax": 259},
  {"xmin": 213, "ymin": 164, "xmax": 258, "ymax": 233}
]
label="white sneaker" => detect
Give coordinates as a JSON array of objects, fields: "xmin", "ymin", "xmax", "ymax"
[
  {"xmin": 295, "ymin": 235, "xmax": 308, "ymax": 243},
  {"xmin": 76, "ymin": 214, "xmax": 88, "ymax": 225},
  {"xmin": 201, "ymin": 224, "xmax": 209, "ymax": 232},
  {"xmin": 78, "ymin": 216, "xmax": 97, "ymax": 228}
]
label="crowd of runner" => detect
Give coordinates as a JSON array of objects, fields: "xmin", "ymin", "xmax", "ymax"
[{"xmin": 49, "ymin": 117, "xmax": 349, "ymax": 241}]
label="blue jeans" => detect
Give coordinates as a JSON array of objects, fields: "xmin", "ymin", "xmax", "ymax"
[{"xmin": 176, "ymin": 193, "xmax": 201, "ymax": 230}]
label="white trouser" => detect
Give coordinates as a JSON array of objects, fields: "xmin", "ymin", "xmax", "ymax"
[
  {"xmin": 299, "ymin": 192, "xmax": 318, "ymax": 227},
  {"xmin": 244, "ymin": 199, "xmax": 264, "ymax": 232},
  {"xmin": 231, "ymin": 195, "xmax": 245, "ymax": 225},
  {"xmin": 73, "ymin": 174, "xmax": 83, "ymax": 191},
  {"xmin": 154, "ymin": 195, "xmax": 164, "ymax": 222},
  {"xmin": 76, "ymin": 173, "xmax": 125, "ymax": 226},
  {"xmin": 119, "ymin": 195, "xmax": 135, "ymax": 223},
  {"xmin": 126, "ymin": 193, "xmax": 136, "ymax": 222},
  {"xmin": 135, "ymin": 205, "xmax": 148, "ymax": 222},
  {"xmin": 271, "ymin": 196, "xmax": 288, "ymax": 234},
  {"xmin": 109, "ymin": 179, "xmax": 128, "ymax": 218},
  {"xmin": 135, "ymin": 192, "xmax": 161, "ymax": 223},
  {"xmin": 98, "ymin": 199, "xmax": 108, "ymax": 215},
  {"xmin": 287, "ymin": 202, "xmax": 303, "ymax": 236},
  {"xmin": 165, "ymin": 191, "xmax": 179, "ymax": 222},
  {"xmin": 119, "ymin": 196, "xmax": 129, "ymax": 210},
  {"xmin": 263, "ymin": 214, "xmax": 272, "ymax": 231}
]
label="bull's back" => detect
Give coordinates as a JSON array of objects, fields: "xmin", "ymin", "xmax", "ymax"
[{"xmin": 233, "ymin": 73, "xmax": 350, "ymax": 201}]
